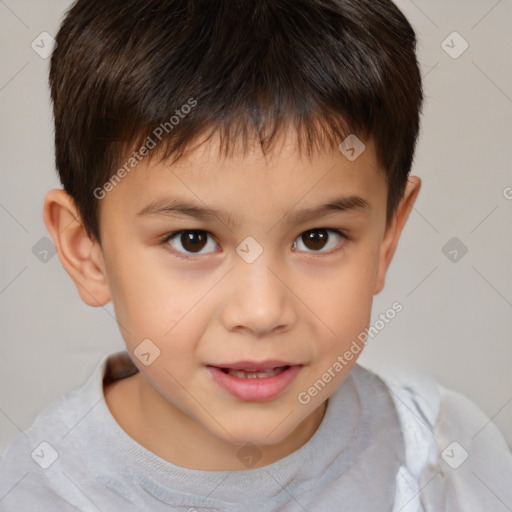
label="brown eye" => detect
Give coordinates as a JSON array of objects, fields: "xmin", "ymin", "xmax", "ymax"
[
  {"xmin": 166, "ymin": 230, "xmax": 218, "ymax": 256},
  {"xmin": 181, "ymin": 231, "xmax": 207, "ymax": 252},
  {"xmin": 303, "ymin": 229, "xmax": 328, "ymax": 250},
  {"xmin": 293, "ymin": 228, "xmax": 344, "ymax": 253}
]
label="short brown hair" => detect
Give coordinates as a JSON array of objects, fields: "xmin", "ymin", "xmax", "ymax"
[{"xmin": 49, "ymin": 0, "xmax": 423, "ymax": 244}]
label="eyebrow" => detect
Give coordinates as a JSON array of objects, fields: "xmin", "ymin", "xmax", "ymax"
[{"xmin": 136, "ymin": 194, "xmax": 370, "ymax": 226}]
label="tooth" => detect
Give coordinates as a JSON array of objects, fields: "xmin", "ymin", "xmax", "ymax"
[{"xmin": 226, "ymin": 367, "xmax": 286, "ymax": 378}]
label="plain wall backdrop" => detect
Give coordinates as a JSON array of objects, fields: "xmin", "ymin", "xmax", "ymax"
[{"xmin": 1, "ymin": 0, "xmax": 511, "ymax": 456}]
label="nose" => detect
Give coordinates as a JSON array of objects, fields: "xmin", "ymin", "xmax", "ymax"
[{"xmin": 220, "ymin": 256, "xmax": 297, "ymax": 337}]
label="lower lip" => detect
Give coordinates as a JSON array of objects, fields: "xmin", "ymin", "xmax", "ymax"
[{"xmin": 206, "ymin": 365, "xmax": 302, "ymax": 401}]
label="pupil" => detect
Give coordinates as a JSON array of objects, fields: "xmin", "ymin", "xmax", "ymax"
[
  {"xmin": 303, "ymin": 229, "xmax": 327, "ymax": 250},
  {"xmin": 182, "ymin": 231, "xmax": 207, "ymax": 252}
]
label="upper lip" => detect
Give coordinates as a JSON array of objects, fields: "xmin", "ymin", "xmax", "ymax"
[{"xmin": 208, "ymin": 360, "xmax": 300, "ymax": 371}]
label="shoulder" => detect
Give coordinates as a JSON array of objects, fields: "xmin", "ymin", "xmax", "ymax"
[
  {"xmin": 0, "ymin": 351, "xmax": 136, "ymax": 511},
  {"xmin": 0, "ymin": 430, "xmax": 82, "ymax": 511},
  {"xmin": 0, "ymin": 386, "xmax": 90, "ymax": 511},
  {"xmin": 367, "ymin": 364, "xmax": 512, "ymax": 512}
]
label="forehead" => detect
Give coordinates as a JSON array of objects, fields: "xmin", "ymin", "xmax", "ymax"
[{"xmin": 98, "ymin": 128, "xmax": 386, "ymax": 225}]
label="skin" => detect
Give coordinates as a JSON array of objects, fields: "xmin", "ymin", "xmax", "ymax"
[{"xmin": 43, "ymin": 129, "xmax": 420, "ymax": 471}]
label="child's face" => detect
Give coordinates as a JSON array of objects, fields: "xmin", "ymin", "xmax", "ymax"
[{"xmin": 91, "ymin": 130, "xmax": 413, "ymax": 457}]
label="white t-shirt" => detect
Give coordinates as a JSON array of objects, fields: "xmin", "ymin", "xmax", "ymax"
[{"xmin": 0, "ymin": 350, "xmax": 511, "ymax": 511}]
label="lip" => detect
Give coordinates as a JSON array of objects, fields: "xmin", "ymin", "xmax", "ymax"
[
  {"xmin": 210, "ymin": 360, "xmax": 296, "ymax": 371},
  {"xmin": 206, "ymin": 364, "xmax": 303, "ymax": 402}
]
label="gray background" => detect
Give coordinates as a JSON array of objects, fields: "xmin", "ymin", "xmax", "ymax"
[{"xmin": 0, "ymin": 0, "xmax": 511, "ymax": 456}]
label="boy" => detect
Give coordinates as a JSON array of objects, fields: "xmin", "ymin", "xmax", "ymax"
[{"xmin": 1, "ymin": 0, "xmax": 511, "ymax": 510}]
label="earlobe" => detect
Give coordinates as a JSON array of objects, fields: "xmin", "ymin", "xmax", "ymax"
[
  {"xmin": 373, "ymin": 176, "xmax": 421, "ymax": 295},
  {"xmin": 43, "ymin": 189, "xmax": 111, "ymax": 307}
]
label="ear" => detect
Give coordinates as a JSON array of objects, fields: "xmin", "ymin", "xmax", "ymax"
[
  {"xmin": 373, "ymin": 176, "xmax": 421, "ymax": 295},
  {"xmin": 43, "ymin": 189, "xmax": 111, "ymax": 307}
]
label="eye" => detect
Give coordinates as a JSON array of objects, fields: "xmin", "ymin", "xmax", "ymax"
[
  {"xmin": 292, "ymin": 228, "xmax": 345, "ymax": 253},
  {"xmin": 163, "ymin": 230, "xmax": 219, "ymax": 257}
]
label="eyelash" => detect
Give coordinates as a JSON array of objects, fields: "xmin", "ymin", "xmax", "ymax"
[{"xmin": 160, "ymin": 228, "xmax": 349, "ymax": 260}]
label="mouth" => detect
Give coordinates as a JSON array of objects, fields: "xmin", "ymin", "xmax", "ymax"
[
  {"xmin": 206, "ymin": 361, "xmax": 303, "ymax": 401},
  {"xmin": 218, "ymin": 365, "xmax": 291, "ymax": 378}
]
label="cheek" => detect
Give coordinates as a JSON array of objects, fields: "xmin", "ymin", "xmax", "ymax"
[
  {"xmin": 306, "ymin": 242, "xmax": 380, "ymax": 353},
  {"xmin": 321, "ymin": 245, "xmax": 378, "ymax": 312},
  {"xmin": 103, "ymin": 247, "xmax": 190, "ymax": 348},
  {"xmin": 104, "ymin": 253, "xmax": 218, "ymax": 376}
]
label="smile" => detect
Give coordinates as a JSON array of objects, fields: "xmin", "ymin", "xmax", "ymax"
[
  {"xmin": 221, "ymin": 366, "xmax": 289, "ymax": 378},
  {"xmin": 206, "ymin": 364, "xmax": 302, "ymax": 401}
]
